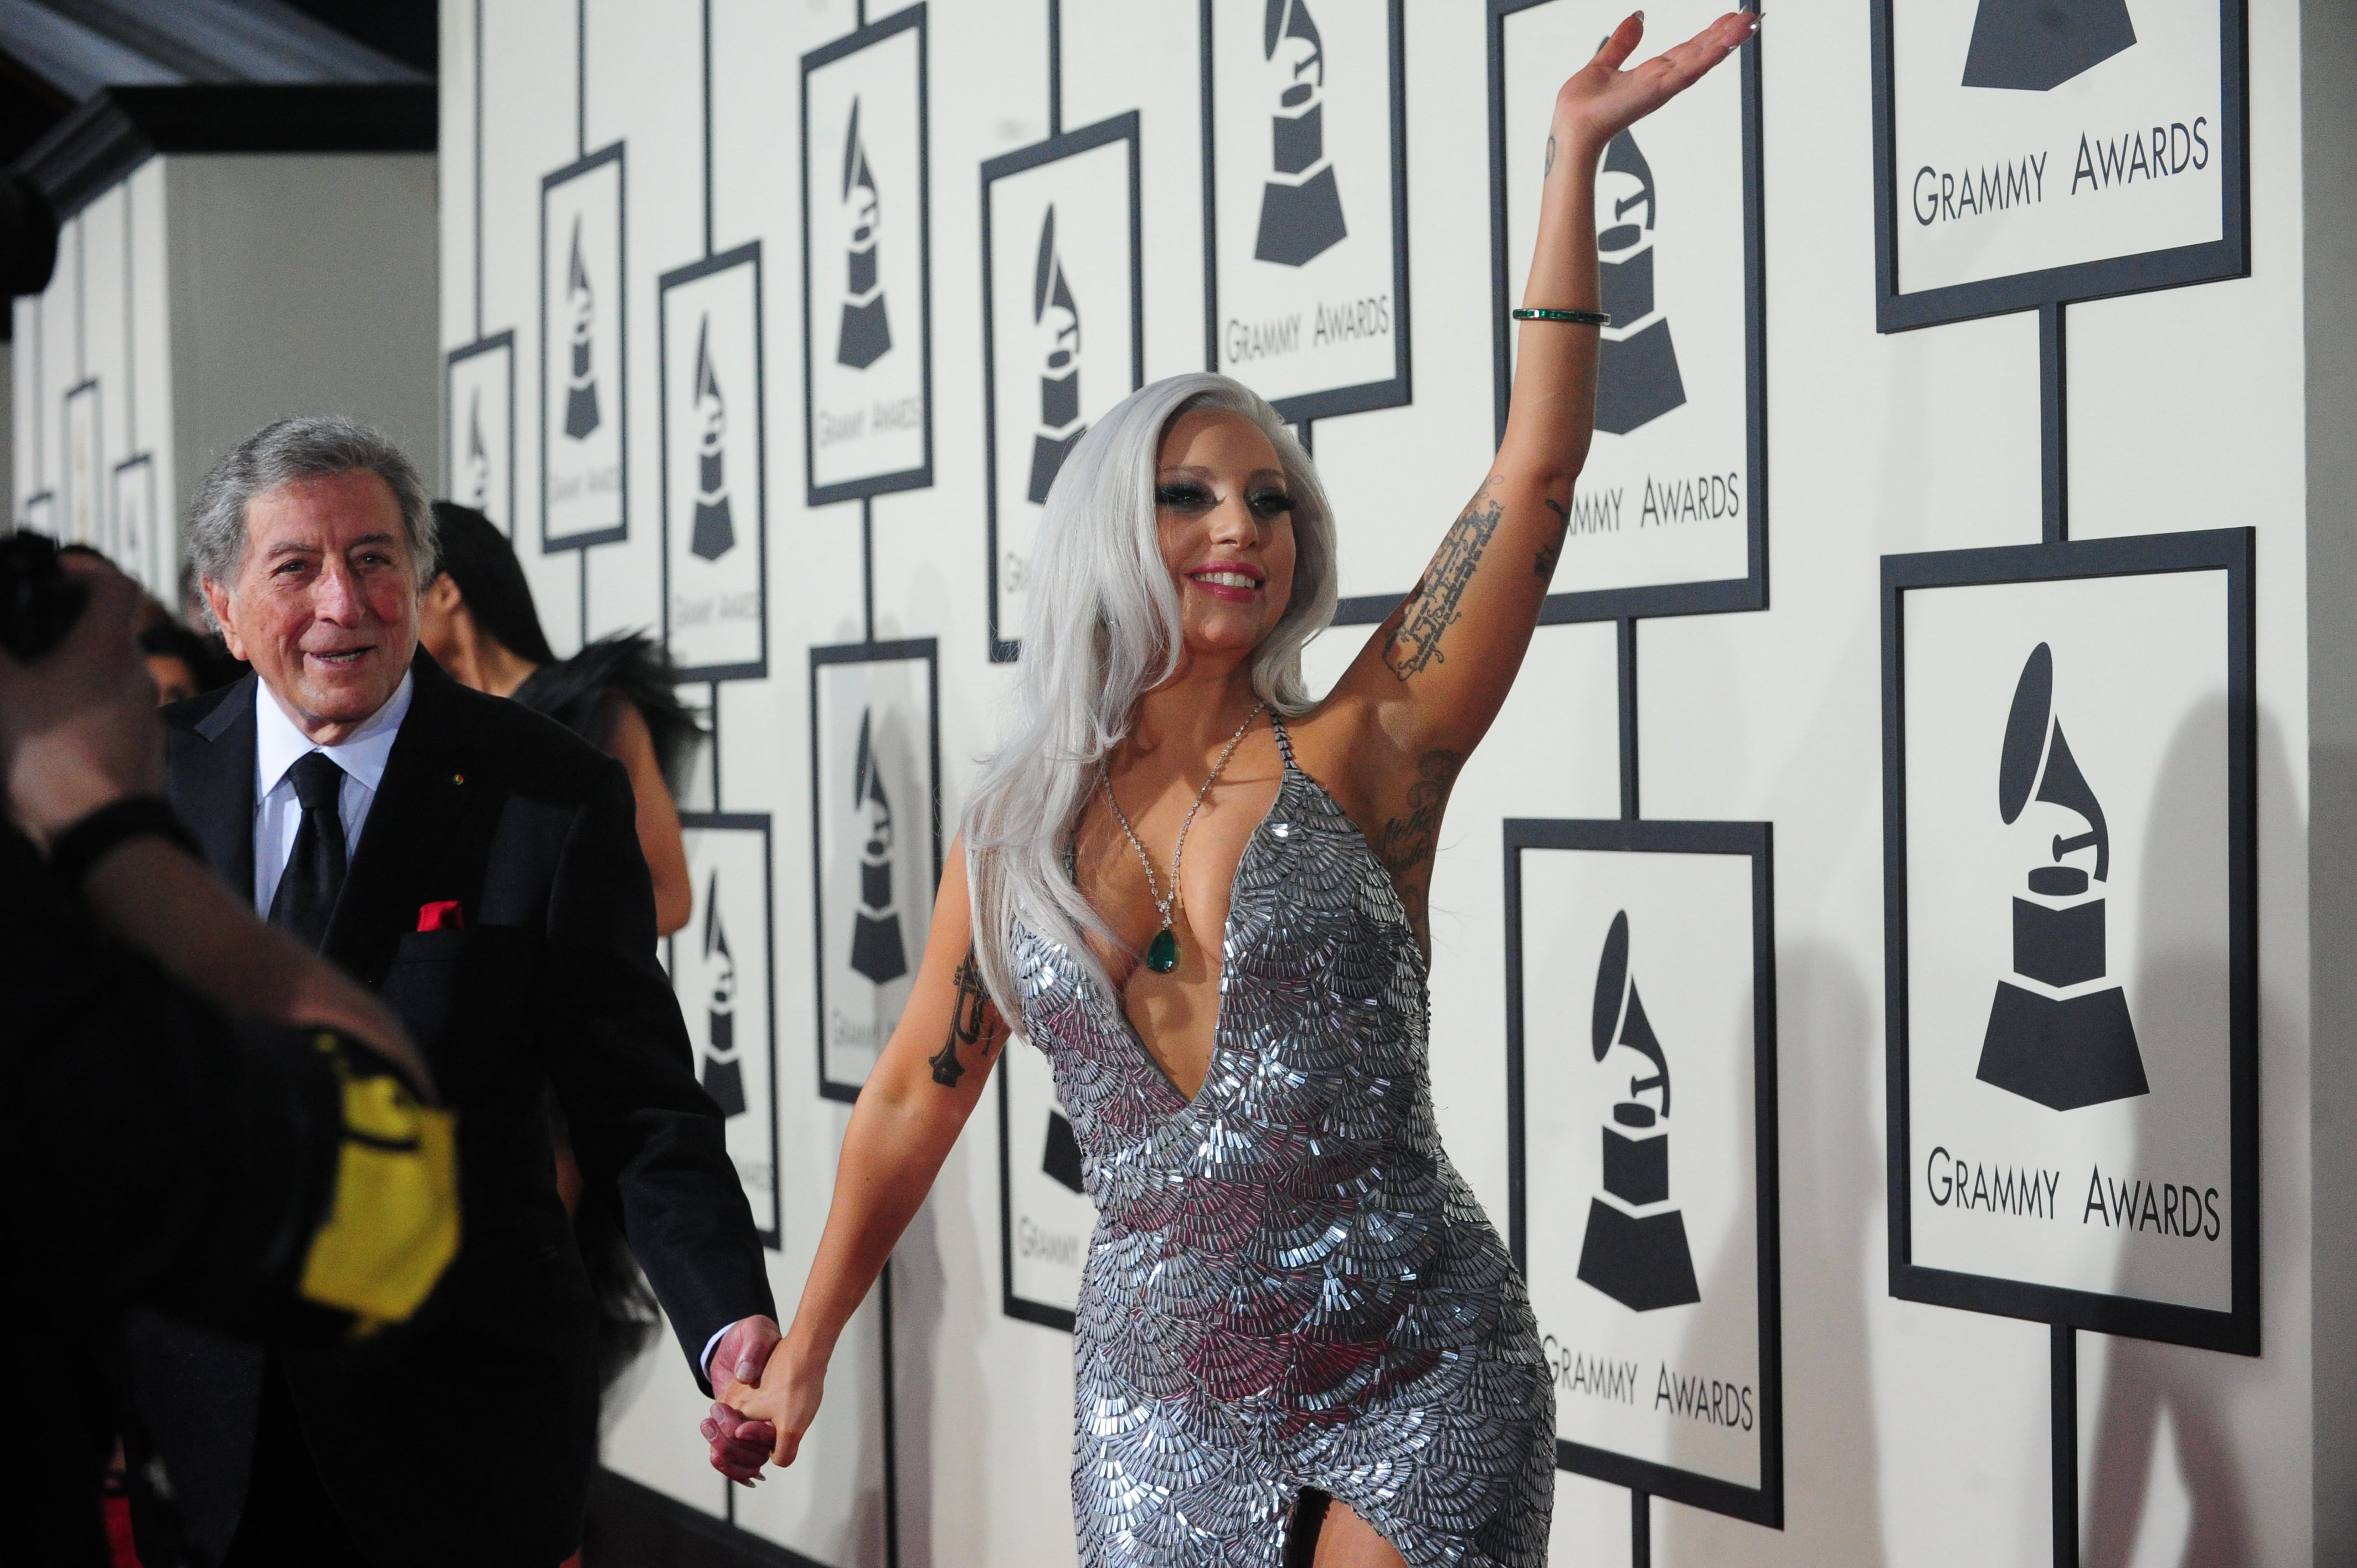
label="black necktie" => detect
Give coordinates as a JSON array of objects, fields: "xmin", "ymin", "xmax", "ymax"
[{"xmin": 270, "ymin": 751, "xmax": 349, "ymax": 950}]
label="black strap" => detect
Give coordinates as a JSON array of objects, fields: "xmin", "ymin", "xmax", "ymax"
[{"xmin": 46, "ymin": 796, "xmax": 202, "ymax": 889}]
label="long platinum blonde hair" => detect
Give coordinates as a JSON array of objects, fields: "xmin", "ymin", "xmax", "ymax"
[{"xmin": 962, "ymin": 373, "xmax": 1340, "ymax": 1011}]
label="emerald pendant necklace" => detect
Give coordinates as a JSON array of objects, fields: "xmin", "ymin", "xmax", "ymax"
[{"xmin": 1100, "ymin": 700, "xmax": 1268, "ymax": 975}]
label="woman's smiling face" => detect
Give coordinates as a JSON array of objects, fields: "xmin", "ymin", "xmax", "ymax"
[{"xmin": 1153, "ymin": 407, "xmax": 1298, "ymax": 663}]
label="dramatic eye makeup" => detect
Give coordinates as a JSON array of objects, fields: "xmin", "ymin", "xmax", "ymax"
[
  {"xmin": 1154, "ymin": 480, "xmax": 1217, "ymax": 513},
  {"xmin": 1152, "ymin": 478, "xmax": 1295, "ymax": 518},
  {"xmin": 1247, "ymin": 487, "xmax": 1294, "ymax": 519}
]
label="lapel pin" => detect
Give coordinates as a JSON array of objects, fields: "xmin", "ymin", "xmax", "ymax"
[{"xmin": 451, "ymin": 772, "xmax": 465, "ymax": 785}]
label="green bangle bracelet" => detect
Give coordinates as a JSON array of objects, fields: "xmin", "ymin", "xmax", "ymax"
[{"xmin": 1511, "ymin": 307, "xmax": 1610, "ymax": 326}]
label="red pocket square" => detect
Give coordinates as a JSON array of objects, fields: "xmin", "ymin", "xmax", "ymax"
[{"xmin": 416, "ymin": 900, "xmax": 465, "ymax": 932}]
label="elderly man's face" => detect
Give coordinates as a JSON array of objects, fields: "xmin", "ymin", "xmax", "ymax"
[{"xmin": 204, "ymin": 470, "xmax": 420, "ymax": 742}]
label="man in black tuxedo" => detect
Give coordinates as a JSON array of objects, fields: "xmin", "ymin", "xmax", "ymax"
[{"xmin": 143, "ymin": 417, "xmax": 779, "ymax": 1567}]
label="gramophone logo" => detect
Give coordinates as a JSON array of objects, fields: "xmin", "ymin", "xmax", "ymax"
[
  {"xmin": 1963, "ymin": 0, "xmax": 2136, "ymax": 92},
  {"xmin": 1576, "ymin": 911, "xmax": 1701, "ymax": 1312},
  {"xmin": 1977, "ymin": 643, "xmax": 2149, "ymax": 1110},
  {"xmin": 1594, "ymin": 128, "xmax": 1687, "ymax": 436},
  {"xmin": 1253, "ymin": 0, "xmax": 1348, "ymax": 267},
  {"xmin": 1027, "ymin": 206, "xmax": 1085, "ymax": 504},
  {"xmin": 701, "ymin": 869, "xmax": 748, "ymax": 1118},
  {"xmin": 848, "ymin": 710, "xmax": 910, "ymax": 985},
  {"xmin": 462, "ymin": 388, "xmax": 491, "ymax": 511},
  {"xmin": 563, "ymin": 216, "xmax": 602, "ymax": 441},
  {"xmin": 1043, "ymin": 1103, "xmax": 1084, "ymax": 1195},
  {"xmin": 688, "ymin": 314, "xmax": 737, "ymax": 561},
  {"xmin": 836, "ymin": 99, "xmax": 893, "ymax": 371}
]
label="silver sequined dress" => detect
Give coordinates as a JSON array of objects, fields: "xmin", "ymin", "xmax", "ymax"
[{"xmin": 1011, "ymin": 718, "xmax": 1555, "ymax": 1567}]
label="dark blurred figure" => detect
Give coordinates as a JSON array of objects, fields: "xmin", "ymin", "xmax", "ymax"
[
  {"xmin": 0, "ymin": 548, "xmax": 456, "ymax": 1567},
  {"xmin": 419, "ymin": 503, "xmax": 701, "ymax": 936},
  {"xmin": 141, "ymin": 620, "xmax": 214, "ymax": 706}
]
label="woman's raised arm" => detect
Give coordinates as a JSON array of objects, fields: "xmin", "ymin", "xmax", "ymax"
[
  {"xmin": 1331, "ymin": 12, "xmax": 1756, "ymax": 764},
  {"xmin": 726, "ymin": 834, "xmax": 1010, "ymax": 1464}
]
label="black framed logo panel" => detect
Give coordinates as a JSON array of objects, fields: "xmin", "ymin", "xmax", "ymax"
[
  {"xmin": 981, "ymin": 111, "xmax": 1144, "ymax": 664},
  {"xmin": 1200, "ymin": 0, "xmax": 1410, "ymax": 424},
  {"xmin": 1489, "ymin": 0, "xmax": 1766, "ymax": 623},
  {"xmin": 998, "ymin": 1037, "xmax": 1093, "ymax": 1332},
  {"xmin": 110, "ymin": 452, "xmax": 158, "ymax": 596},
  {"xmin": 61, "ymin": 378, "xmax": 101, "ymax": 554},
  {"xmin": 801, "ymin": 5, "xmax": 934, "ymax": 507},
  {"xmin": 1870, "ymin": 0, "xmax": 2250, "ymax": 331},
  {"xmin": 673, "ymin": 812, "xmax": 782, "ymax": 1250},
  {"xmin": 1504, "ymin": 817, "xmax": 1783, "ymax": 1528},
  {"xmin": 809, "ymin": 638, "xmax": 943, "ymax": 1103},
  {"xmin": 1881, "ymin": 528, "xmax": 2257, "ymax": 1354},
  {"xmin": 660, "ymin": 244, "xmax": 769, "ymax": 684},
  {"xmin": 445, "ymin": 331, "xmax": 517, "ymax": 538},
  {"xmin": 540, "ymin": 143, "xmax": 629, "ymax": 551}
]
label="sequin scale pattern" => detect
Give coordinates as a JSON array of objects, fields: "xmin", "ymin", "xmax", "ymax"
[{"xmin": 1011, "ymin": 719, "xmax": 1555, "ymax": 1567}]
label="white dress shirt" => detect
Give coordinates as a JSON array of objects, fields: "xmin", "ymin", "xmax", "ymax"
[{"xmin": 251, "ymin": 672, "xmax": 414, "ymax": 915}]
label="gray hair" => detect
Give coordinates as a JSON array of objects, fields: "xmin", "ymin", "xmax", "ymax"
[
  {"xmin": 186, "ymin": 416, "xmax": 439, "ymax": 630},
  {"xmin": 961, "ymin": 372, "xmax": 1339, "ymax": 1012}
]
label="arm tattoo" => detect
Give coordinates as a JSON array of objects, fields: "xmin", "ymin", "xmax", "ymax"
[
  {"xmin": 1535, "ymin": 497, "xmax": 1570, "ymax": 581},
  {"xmin": 928, "ymin": 951, "xmax": 995, "ymax": 1088},
  {"xmin": 1545, "ymin": 133, "xmax": 1558, "ymax": 179},
  {"xmin": 1383, "ymin": 490, "xmax": 1502, "ymax": 683},
  {"xmin": 1375, "ymin": 749, "xmax": 1464, "ymax": 938}
]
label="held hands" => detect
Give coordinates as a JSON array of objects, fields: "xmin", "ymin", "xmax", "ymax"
[
  {"xmin": 1554, "ymin": 10, "xmax": 1758, "ymax": 160},
  {"xmin": 703, "ymin": 1332, "xmax": 826, "ymax": 1481},
  {"xmin": 703, "ymin": 1314, "xmax": 784, "ymax": 1483}
]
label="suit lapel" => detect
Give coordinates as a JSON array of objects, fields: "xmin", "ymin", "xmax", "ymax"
[
  {"xmin": 325, "ymin": 656, "xmax": 471, "ymax": 983},
  {"xmin": 173, "ymin": 675, "xmax": 259, "ymax": 901}
]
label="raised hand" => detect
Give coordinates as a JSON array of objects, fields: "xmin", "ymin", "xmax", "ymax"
[
  {"xmin": 702, "ymin": 1314, "xmax": 782, "ymax": 1484},
  {"xmin": 1555, "ymin": 10, "xmax": 1757, "ymax": 155}
]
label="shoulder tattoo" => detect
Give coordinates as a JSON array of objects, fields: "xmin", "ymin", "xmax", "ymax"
[{"xmin": 928, "ymin": 950, "xmax": 996, "ymax": 1089}]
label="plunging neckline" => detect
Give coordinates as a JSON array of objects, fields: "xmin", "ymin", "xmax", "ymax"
[{"xmin": 1089, "ymin": 762, "xmax": 1294, "ymax": 1113}]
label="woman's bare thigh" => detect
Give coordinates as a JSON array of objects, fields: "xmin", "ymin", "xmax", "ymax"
[{"xmin": 1309, "ymin": 1499, "xmax": 1407, "ymax": 1568}]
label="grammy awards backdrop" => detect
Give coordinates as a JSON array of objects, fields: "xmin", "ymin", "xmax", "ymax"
[
  {"xmin": 662, "ymin": 246, "xmax": 769, "ymax": 681},
  {"xmin": 675, "ymin": 813, "xmax": 784, "ymax": 1247},
  {"xmin": 981, "ymin": 114, "xmax": 1143, "ymax": 659},
  {"xmin": 810, "ymin": 641, "xmax": 940, "ymax": 1102},
  {"xmin": 1874, "ymin": 0, "xmax": 2248, "ymax": 323},
  {"xmin": 1507, "ymin": 821, "xmax": 1780, "ymax": 1524},
  {"xmin": 802, "ymin": 12, "xmax": 933, "ymax": 503},
  {"xmin": 398, "ymin": 0, "xmax": 2355, "ymax": 1562},
  {"xmin": 445, "ymin": 332, "xmax": 516, "ymax": 535},
  {"xmin": 997, "ymin": 1038, "xmax": 1095, "ymax": 1328},
  {"xmin": 542, "ymin": 146, "xmax": 629, "ymax": 548},
  {"xmin": 1883, "ymin": 533, "xmax": 2255, "ymax": 1350},
  {"xmin": 1203, "ymin": 0, "xmax": 1409, "ymax": 421}
]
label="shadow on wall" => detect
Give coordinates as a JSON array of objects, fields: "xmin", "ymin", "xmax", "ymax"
[
  {"xmin": 1664, "ymin": 942, "xmax": 1887, "ymax": 1565},
  {"xmin": 2080, "ymin": 699, "xmax": 2271, "ymax": 1568},
  {"xmin": 892, "ymin": 1193, "xmax": 950, "ymax": 1568}
]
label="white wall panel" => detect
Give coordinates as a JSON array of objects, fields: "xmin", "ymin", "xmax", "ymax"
[{"xmin": 436, "ymin": 2, "xmax": 2334, "ymax": 1565}]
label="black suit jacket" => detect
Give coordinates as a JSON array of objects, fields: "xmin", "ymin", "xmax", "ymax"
[{"xmin": 140, "ymin": 652, "xmax": 773, "ymax": 1567}]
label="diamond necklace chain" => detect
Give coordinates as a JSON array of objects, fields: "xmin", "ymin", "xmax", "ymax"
[{"xmin": 1099, "ymin": 700, "xmax": 1268, "ymax": 954}]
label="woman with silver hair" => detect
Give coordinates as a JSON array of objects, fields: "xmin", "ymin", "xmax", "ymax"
[{"xmin": 724, "ymin": 17, "xmax": 1753, "ymax": 1565}]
